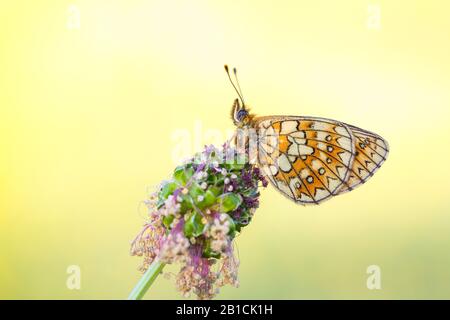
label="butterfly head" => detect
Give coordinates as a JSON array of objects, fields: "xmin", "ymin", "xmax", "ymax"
[
  {"xmin": 231, "ymin": 98, "xmax": 251, "ymax": 128},
  {"xmin": 224, "ymin": 65, "xmax": 253, "ymax": 128}
]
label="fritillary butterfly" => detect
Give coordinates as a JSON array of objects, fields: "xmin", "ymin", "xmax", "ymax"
[{"xmin": 225, "ymin": 65, "xmax": 389, "ymax": 205}]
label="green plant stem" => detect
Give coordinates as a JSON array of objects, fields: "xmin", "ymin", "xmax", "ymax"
[{"xmin": 128, "ymin": 260, "xmax": 166, "ymax": 300}]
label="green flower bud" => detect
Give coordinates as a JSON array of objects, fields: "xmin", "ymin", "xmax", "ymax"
[
  {"xmin": 214, "ymin": 176, "xmax": 225, "ymax": 187},
  {"xmin": 162, "ymin": 214, "xmax": 175, "ymax": 229},
  {"xmin": 196, "ymin": 190, "xmax": 216, "ymax": 210},
  {"xmin": 157, "ymin": 181, "xmax": 179, "ymax": 208},
  {"xmin": 225, "ymin": 162, "xmax": 245, "ymax": 171},
  {"xmin": 237, "ymin": 210, "xmax": 252, "ymax": 227},
  {"xmin": 218, "ymin": 193, "xmax": 242, "ymax": 213},
  {"xmin": 183, "ymin": 210, "xmax": 205, "ymax": 238},
  {"xmin": 173, "ymin": 166, "xmax": 194, "ymax": 185},
  {"xmin": 208, "ymin": 185, "xmax": 222, "ymax": 197},
  {"xmin": 179, "ymin": 194, "xmax": 193, "ymax": 214},
  {"xmin": 226, "ymin": 215, "xmax": 237, "ymax": 238},
  {"xmin": 207, "ymin": 174, "xmax": 218, "ymax": 185},
  {"xmin": 189, "ymin": 182, "xmax": 205, "ymax": 199},
  {"xmin": 241, "ymin": 188, "xmax": 259, "ymax": 197},
  {"xmin": 202, "ymin": 241, "xmax": 221, "ymax": 259},
  {"xmin": 159, "ymin": 181, "xmax": 178, "ymax": 199}
]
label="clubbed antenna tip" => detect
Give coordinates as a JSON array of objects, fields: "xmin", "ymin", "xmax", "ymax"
[{"xmin": 224, "ymin": 64, "xmax": 246, "ymax": 106}]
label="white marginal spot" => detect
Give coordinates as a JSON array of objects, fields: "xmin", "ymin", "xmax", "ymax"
[
  {"xmin": 365, "ymin": 161, "xmax": 376, "ymax": 172},
  {"xmin": 358, "ymin": 167, "xmax": 370, "ymax": 179},
  {"xmin": 327, "ymin": 177, "xmax": 340, "ymax": 190},
  {"xmin": 371, "ymin": 153, "xmax": 382, "ymax": 164},
  {"xmin": 338, "ymin": 151, "xmax": 351, "ymax": 165},
  {"xmin": 378, "ymin": 148, "xmax": 388, "ymax": 159},
  {"xmin": 278, "ymin": 180, "xmax": 294, "ymax": 197},
  {"xmin": 376, "ymin": 138, "xmax": 389, "ymax": 152},
  {"xmin": 336, "ymin": 166, "xmax": 347, "ymax": 179},
  {"xmin": 299, "ymin": 193, "xmax": 313, "ymax": 202},
  {"xmin": 348, "ymin": 175, "xmax": 360, "ymax": 189},
  {"xmin": 280, "ymin": 121, "xmax": 299, "ymax": 135},
  {"xmin": 315, "ymin": 188, "xmax": 329, "ymax": 200}
]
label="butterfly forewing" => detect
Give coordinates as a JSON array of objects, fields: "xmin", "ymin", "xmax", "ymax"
[{"xmin": 254, "ymin": 116, "xmax": 357, "ymax": 205}]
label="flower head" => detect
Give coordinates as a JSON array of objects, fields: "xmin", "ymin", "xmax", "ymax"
[{"xmin": 131, "ymin": 144, "xmax": 267, "ymax": 299}]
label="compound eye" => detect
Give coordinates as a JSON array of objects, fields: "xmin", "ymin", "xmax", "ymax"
[{"xmin": 237, "ymin": 109, "xmax": 248, "ymax": 121}]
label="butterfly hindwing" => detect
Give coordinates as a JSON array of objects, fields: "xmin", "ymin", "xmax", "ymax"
[
  {"xmin": 337, "ymin": 124, "xmax": 389, "ymax": 194},
  {"xmin": 254, "ymin": 116, "xmax": 357, "ymax": 205}
]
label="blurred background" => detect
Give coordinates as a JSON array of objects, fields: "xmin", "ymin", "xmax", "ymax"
[{"xmin": 1, "ymin": 0, "xmax": 450, "ymax": 299}]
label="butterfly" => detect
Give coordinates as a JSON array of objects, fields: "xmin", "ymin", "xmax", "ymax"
[{"xmin": 225, "ymin": 65, "xmax": 389, "ymax": 205}]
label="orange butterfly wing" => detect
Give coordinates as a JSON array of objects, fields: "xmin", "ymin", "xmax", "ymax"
[
  {"xmin": 252, "ymin": 116, "xmax": 388, "ymax": 205},
  {"xmin": 253, "ymin": 116, "xmax": 357, "ymax": 205}
]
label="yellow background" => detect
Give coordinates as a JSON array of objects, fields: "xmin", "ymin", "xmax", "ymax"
[{"xmin": 1, "ymin": 0, "xmax": 450, "ymax": 299}]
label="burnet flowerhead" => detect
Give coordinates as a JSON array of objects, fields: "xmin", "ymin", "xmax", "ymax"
[{"xmin": 131, "ymin": 143, "xmax": 267, "ymax": 299}]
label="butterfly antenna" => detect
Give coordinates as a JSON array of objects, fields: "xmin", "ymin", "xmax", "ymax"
[
  {"xmin": 233, "ymin": 67, "xmax": 246, "ymax": 106},
  {"xmin": 224, "ymin": 65, "xmax": 245, "ymax": 107}
]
